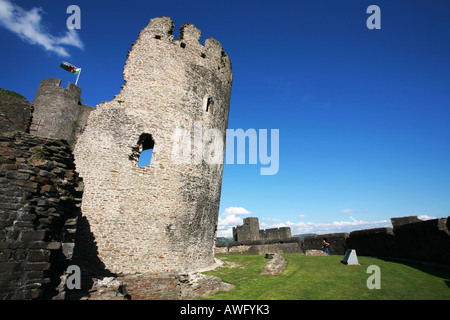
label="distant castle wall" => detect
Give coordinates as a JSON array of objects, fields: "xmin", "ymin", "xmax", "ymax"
[
  {"xmin": 215, "ymin": 238, "xmax": 303, "ymax": 255},
  {"xmin": 224, "ymin": 215, "xmax": 450, "ymax": 266},
  {"xmin": 232, "ymin": 217, "xmax": 260, "ymax": 241},
  {"xmin": 221, "ymin": 217, "xmax": 303, "ymax": 255},
  {"xmin": 260, "ymin": 227, "xmax": 291, "ymax": 240},
  {"xmin": 232, "ymin": 217, "xmax": 292, "ymax": 242},
  {"xmin": 303, "ymin": 216, "xmax": 450, "ymax": 266},
  {"xmin": 30, "ymin": 78, "xmax": 93, "ymax": 147}
]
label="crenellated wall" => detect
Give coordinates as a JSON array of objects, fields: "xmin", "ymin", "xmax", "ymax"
[
  {"xmin": 260, "ymin": 227, "xmax": 291, "ymax": 240},
  {"xmin": 222, "ymin": 217, "xmax": 303, "ymax": 254},
  {"xmin": 233, "ymin": 217, "xmax": 260, "ymax": 241},
  {"xmin": 233, "ymin": 217, "xmax": 293, "ymax": 242}
]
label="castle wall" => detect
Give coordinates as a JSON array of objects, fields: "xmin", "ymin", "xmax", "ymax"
[
  {"xmin": 31, "ymin": 79, "xmax": 93, "ymax": 147},
  {"xmin": 346, "ymin": 228, "xmax": 396, "ymax": 257},
  {"xmin": 232, "ymin": 217, "xmax": 293, "ymax": 242},
  {"xmin": 260, "ymin": 227, "xmax": 291, "ymax": 240},
  {"xmin": 304, "ymin": 216, "xmax": 450, "ymax": 266},
  {"xmin": 303, "ymin": 233, "xmax": 349, "ymax": 255},
  {"xmin": 0, "ymin": 89, "xmax": 33, "ymax": 133},
  {"xmin": 222, "ymin": 218, "xmax": 303, "ymax": 255},
  {"xmin": 233, "ymin": 217, "xmax": 260, "ymax": 241},
  {"xmin": 0, "ymin": 131, "xmax": 83, "ymax": 299},
  {"xmin": 216, "ymin": 238, "xmax": 303, "ymax": 255},
  {"xmin": 388, "ymin": 217, "xmax": 450, "ymax": 264},
  {"xmin": 73, "ymin": 17, "xmax": 233, "ymax": 274}
]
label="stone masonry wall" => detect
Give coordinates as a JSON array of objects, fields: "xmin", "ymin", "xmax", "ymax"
[
  {"xmin": 233, "ymin": 217, "xmax": 293, "ymax": 242},
  {"xmin": 347, "ymin": 216, "xmax": 450, "ymax": 265},
  {"xmin": 123, "ymin": 272, "xmax": 232, "ymax": 300},
  {"xmin": 304, "ymin": 216, "xmax": 450, "ymax": 266},
  {"xmin": 260, "ymin": 227, "xmax": 291, "ymax": 240},
  {"xmin": 226, "ymin": 217, "xmax": 302, "ymax": 255},
  {"xmin": 216, "ymin": 237, "xmax": 303, "ymax": 255},
  {"xmin": 345, "ymin": 227, "xmax": 396, "ymax": 257},
  {"xmin": 0, "ymin": 89, "xmax": 33, "ymax": 134},
  {"xmin": 0, "ymin": 131, "xmax": 83, "ymax": 299},
  {"xmin": 73, "ymin": 17, "xmax": 233, "ymax": 274},
  {"xmin": 303, "ymin": 233, "xmax": 349, "ymax": 255},
  {"xmin": 232, "ymin": 217, "xmax": 260, "ymax": 241}
]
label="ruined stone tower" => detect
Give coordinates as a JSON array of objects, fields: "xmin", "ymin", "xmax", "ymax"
[
  {"xmin": 31, "ymin": 78, "xmax": 93, "ymax": 146},
  {"xmin": 73, "ymin": 17, "xmax": 233, "ymax": 274}
]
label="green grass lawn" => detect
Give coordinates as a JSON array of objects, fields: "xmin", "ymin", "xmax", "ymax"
[{"xmin": 199, "ymin": 254, "xmax": 450, "ymax": 300}]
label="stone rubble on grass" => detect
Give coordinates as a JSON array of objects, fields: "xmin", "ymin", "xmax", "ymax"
[
  {"xmin": 260, "ymin": 253, "xmax": 287, "ymax": 275},
  {"xmin": 305, "ymin": 249, "xmax": 329, "ymax": 256}
]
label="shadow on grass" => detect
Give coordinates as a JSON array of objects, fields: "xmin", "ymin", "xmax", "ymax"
[{"xmin": 374, "ymin": 257, "xmax": 450, "ymax": 283}]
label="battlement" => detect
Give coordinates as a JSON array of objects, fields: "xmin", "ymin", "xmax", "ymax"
[
  {"xmin": 233, "ymin": 217, "xmax": 294, "ymax": 242},
  {"xmin": 36, "ymin": 78, "xmax": 82, "ymax": 101},
  {"xmin": 116, "ymin": 17, "xmax": 232, "ymax": 108},
  {"xmin": 139, "ymin": 16, "xmax": 231, "ymax": 66}
]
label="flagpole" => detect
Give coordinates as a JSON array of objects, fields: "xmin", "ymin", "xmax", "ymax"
[{"xmin": 75, "ymin": 68, "xmax": 82, "ymax": 86}]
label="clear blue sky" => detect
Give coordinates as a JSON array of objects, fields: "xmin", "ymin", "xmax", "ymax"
[{"xmin": 1, "ymin": 0, "xmax": 449, "ymax": 237}]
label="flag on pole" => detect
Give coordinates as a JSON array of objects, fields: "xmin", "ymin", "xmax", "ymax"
[{"xmin": 60, "ymin": 61, "xmax": 81, "ymax": 74}]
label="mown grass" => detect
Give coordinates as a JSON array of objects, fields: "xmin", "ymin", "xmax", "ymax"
[{"xmin": 199, "ymin": 254, "xmax": 450, "ymax": 300}]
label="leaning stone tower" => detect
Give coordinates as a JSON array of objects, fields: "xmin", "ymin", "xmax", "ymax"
[{"xmin": 73, "ymin": 17, "xmax": 233, "ymax": 274}]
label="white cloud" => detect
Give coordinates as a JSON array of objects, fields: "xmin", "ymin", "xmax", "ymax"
[
  {"xmin": 286, "ymin": 217, "xmax": 391, "ymax": 235},
  {"xmin": 0, "ymin": 0, "xmax": 84, "ymax": 57},
  {"xmin": 340, "ymin": 209, "xmax": 360, "ymax": 213},
  {"xmin": 223, "ymin": 206, "xmax": 251, "ymax": 216},
  {"xmin": 260, "ymin": 222, "xmax": 287, "ymax": 229},
  {"xmin": 261, "ymin": 217, "xmax": 280, "ymax": 222},
  {"xmin": 298, "ymin": 214, "xmax": 307, "ymax": 218},
  {"xmin": 217, "ymin": 214, "xmax": 242, "ymax": 238},
  {"xmin": 418, "ymin": 215, "xmax": 436, "ymax": 220},
  {"xmin": 217, "ymin": 206, "xmax": 252, "ymax": 237}
]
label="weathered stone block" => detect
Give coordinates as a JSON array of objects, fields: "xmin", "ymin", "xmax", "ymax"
[
  {"xmin": 0, "ymin": 262, "xmax": 19, "ymax": 272},
  {"xmin": 20, "ymin": 230, "xmax": 46, "ymax": 242},
  {"xmin": 10, "ymin": 180, "xmax": 38, "ymax": 190},
  {"xmin": 23, "ymin": 262, "xmax": 51, "ymax": 271},
  {"xmin": 27, "ymin": 249, "xmax": 50, "ymax": 262}
]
